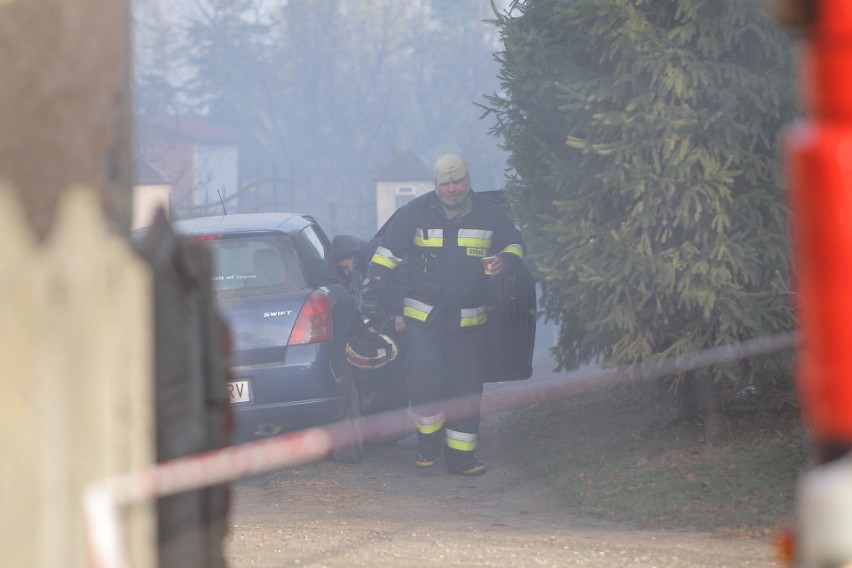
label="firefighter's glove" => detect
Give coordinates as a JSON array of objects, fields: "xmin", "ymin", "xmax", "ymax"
[{"xmin": 360, "ymin": 276, "xmax": 385, "ymax": 318}]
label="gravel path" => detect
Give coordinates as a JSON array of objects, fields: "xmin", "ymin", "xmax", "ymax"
[{"xmin": 224, "ymin": 390, "xmax": 781, "ymax": 567}]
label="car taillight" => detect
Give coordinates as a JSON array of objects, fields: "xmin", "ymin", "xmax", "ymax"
[{"xmin": 288, "ymin": 290, "xmax": 334, "ymax": 345}]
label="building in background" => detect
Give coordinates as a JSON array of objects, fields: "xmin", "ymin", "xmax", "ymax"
[
  {"xmin": 136, "ymin": 114, "xmax": 241, "ymax": 218},
  {"xmin": 133, "ymin": 157, "xmax": 173, "ymax": 229},
  {"xmin": 374, "ymin": 150, "xmax": 433, "ymax": 230}
]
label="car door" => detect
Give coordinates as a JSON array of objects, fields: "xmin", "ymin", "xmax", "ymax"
[{"xmin": 483, "ymin": 262, "xmax": 536, "ymax": 382}]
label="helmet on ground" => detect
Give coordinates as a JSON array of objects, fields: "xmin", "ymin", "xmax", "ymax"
[{"xmin": 345, "ymin": 325, "xmax": 399, "ymax": 369}]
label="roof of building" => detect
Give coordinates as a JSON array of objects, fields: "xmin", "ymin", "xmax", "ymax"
[
  {"xmin": 139, "ymin": 113, "xmax": 243, "ymax": 144},
  {"xmin": 374, "ymin": 150, "xmax": 433, "ymax": 181},
  {"xmin": 135, "ymin": 157, "xmax": 172, "ymax": 185}
]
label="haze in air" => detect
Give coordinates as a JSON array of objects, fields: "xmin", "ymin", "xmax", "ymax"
[{"xmin": 132, "ymin": 0, "xmax": 511, "ymax": 238}]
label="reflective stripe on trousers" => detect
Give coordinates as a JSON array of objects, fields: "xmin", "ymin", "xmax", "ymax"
[
  {"xmin": 404, "ymin": 313, "xmax": 487, "ymax": 437},
  {"xmin": 414, "ymin": 412, "xmax": 445, "ymax": 435},
  {"xmin": 446, "ymin": 428, "xmax": 477, "ymax": 452}
]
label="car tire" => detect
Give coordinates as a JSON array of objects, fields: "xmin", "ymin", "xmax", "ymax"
[{"xmin": 331, "ymin": 381, "xmax": 364, "ymax": 464}]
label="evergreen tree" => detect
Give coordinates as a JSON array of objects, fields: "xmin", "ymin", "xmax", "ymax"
[{"xmin": 486, "ymin": 0, "xmax": 797, "ymax": 416}]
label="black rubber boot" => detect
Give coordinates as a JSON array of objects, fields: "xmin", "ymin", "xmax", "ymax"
[
  {"xmin": 445, "ymin": 446, "xmax": 486, "ymax": 476},
  {"xmin": 414, "ymin": 430, "xmax": 443, "ymax": 468}
]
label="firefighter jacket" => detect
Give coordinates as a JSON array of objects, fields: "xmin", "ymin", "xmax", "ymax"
[{"xmin": 368, "ymin": 189, "xmax": 524, "ymax": 330}]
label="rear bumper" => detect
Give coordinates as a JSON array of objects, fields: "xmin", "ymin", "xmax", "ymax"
[
  {"xmin": 228, "ymin": 343, "xmax": 349, "ymax": 442},
  {"xmin": 230, "ymin": 397, "xmax": 347, "ymax": 441}
]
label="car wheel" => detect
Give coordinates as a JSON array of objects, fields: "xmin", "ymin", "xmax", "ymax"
[{"xmin": 331, "ymin": 381, "xmax": 364, "ymax": 464}]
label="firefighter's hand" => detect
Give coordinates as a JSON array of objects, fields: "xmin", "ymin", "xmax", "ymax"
[
  {"xmin": 394, "ymin": 315, "xmax": 406, "ymax": 333},
  {"xmin": 489, "ymin": 255, "xmax": 506, "ymax": 276}
]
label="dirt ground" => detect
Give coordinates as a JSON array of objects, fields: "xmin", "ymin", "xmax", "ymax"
[{"xmin": 224, "ymin": 384, "xmax": 783, "ymax": 567}]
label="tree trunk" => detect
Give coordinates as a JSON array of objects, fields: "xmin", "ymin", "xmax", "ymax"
[
  {"xmin": 701, "ymin": 376, "xmax": 723, "ymax": 446},
  {"xmin": 675, "ymin": 375, "xmax": 701, "ymax": 422}
]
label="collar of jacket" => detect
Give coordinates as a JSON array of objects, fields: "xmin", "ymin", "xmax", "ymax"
[{"xmin": 430, "ymin": 187, "xmax": 475, "ymax": 220}]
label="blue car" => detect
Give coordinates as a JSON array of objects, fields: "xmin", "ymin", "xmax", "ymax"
[{"xmin": 172, "ymin": 213, "xmax": 364, "ymax": 463}]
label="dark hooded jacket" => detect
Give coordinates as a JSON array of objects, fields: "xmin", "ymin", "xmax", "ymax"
[
  {"xmin": 331, "ymin": 234, "xmax": 404, "ymax": 326},
  {"xmin": 331, "ymin": 234, "xmax": 370, "ymax": 307}
]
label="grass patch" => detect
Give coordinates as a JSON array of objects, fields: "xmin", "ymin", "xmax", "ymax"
[{"xmin": 497, "ymin": 380, "xmax": 809, "ymax": 533}]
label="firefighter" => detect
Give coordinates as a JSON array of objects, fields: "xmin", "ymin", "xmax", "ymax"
[{"xmin": 363, "ymin": 153, "xmax": 525, "ymax": 476}]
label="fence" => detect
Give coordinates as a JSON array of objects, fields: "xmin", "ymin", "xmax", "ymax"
[
  {"xmin": 132, "ymin": 211, "xmax": 230, "ymax": 568},
  {"xmin": 0, "ymin": 187, "xmax": 232, "ymax": 568},
  {"xmin": 0, "ymin": 187, "xmax": 155, "ymax": 567},
  {"xmin": 170, "ymin": 177, "xmax": 373, "ymax": 237}
]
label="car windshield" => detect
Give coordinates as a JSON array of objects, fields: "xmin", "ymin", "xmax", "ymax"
[{"xmin": 202, "ymin": 234, "xmax": 307, "ymax": 297}]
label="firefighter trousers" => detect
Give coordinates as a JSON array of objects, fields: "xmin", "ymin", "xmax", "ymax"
[{"xmin": 404, "ymin": 314, "xmax": 487, "ymax": 438}]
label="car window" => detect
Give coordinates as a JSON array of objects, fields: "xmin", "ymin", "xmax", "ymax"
[
  {"xmin": 299, "ymin": 225, "xmax": 339, "ymax": 284},
  {"xmin": 201, "ymin": 234, "xmax": 307, "ymax": 297}
]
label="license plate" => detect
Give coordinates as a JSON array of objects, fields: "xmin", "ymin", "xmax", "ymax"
[{"xmin": 228, "ymin": 380, "xmax": 252, "ymax": 403}]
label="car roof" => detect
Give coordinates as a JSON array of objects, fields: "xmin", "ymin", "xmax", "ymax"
[{"xmin": 172, "ymin": 212, "xmax": 311, "ymax": 235}]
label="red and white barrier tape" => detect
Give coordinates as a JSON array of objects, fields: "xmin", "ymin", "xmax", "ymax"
[
  {"xmin": 84, "ymin": 330, "xmax": 798, "ymax": 568},
  {"xmin": 85, "ymin": 428, "xmax": 334, "ymax": 568}
]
